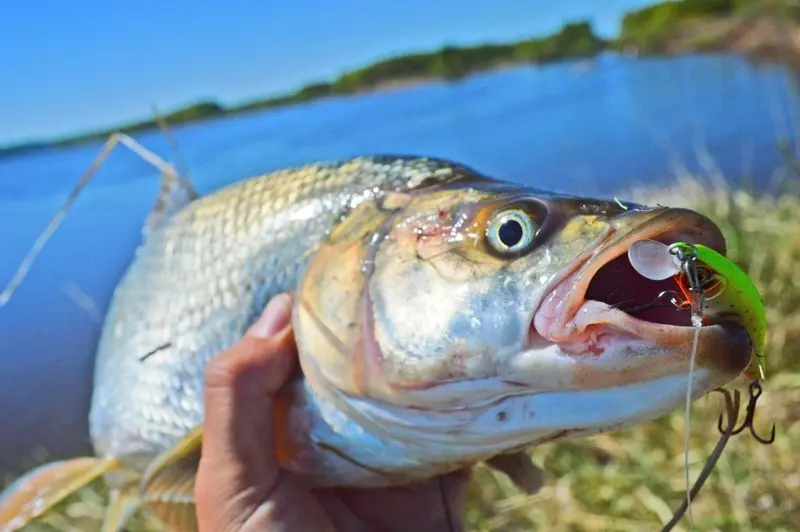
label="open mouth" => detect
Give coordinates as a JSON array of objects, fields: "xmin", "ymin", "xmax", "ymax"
[
  {"xmin": 533, "ymin": 208, "xmax": 731, "ymax": 348},
  {"xmin": 584, "ymin": 241, "xmax": 694, "ymax": 328}
]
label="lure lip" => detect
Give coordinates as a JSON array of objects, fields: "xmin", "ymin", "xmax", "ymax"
[{"xmin": 532, "ymin": 207, "xmax": 751, "ymax": 376}]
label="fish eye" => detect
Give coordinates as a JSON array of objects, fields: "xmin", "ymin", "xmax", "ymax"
[{"xmin": 487, "ymin": 208, "xmax": 538, "ymax": 253}]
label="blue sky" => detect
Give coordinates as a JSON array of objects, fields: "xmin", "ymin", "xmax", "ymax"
[{"xmin": 0, "ymin": 0, "xmax": 653, "ymax": 145}]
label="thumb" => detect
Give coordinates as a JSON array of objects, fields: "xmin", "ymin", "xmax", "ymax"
[{"xmin": 196, "ymin": 294, "xmax": 298, "ymax": 529}]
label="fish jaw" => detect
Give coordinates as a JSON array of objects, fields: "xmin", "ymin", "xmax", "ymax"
[
  {"xmin": 276, "ymin": 370, "xmax": 707, "ymax": 489},
  {"xmin": 528, "ymin": 206, "xmax": 751, "ymax": 392}
]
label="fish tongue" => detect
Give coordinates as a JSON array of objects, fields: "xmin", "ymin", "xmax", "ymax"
[{"xmin": 533, "ymin": 270, "xmax": 585, "ymax": 342}]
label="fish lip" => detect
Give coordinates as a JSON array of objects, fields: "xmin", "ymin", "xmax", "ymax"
[{"xmin": 531, "ymin": 207, "xmax": 751, "ymax": 373}]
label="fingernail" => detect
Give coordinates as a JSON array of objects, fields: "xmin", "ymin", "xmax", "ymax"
[{"xmin": 248, "ymin": 293, "xmax": 292, "ymax": 339}]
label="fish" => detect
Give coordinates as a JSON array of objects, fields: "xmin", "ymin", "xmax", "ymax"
[{"xmin": 0, "ymin": 153, "xmax": 757, "ymax": 532}]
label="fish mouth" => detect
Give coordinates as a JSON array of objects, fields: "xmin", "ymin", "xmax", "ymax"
[{"xmin": 532, "ymin": 207, "xmax": 752, "ymax": 379}]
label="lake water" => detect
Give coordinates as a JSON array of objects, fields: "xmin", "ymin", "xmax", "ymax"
[{"xmin": 0, "ymin": 53, "xmax": 797, "ymax": 472}]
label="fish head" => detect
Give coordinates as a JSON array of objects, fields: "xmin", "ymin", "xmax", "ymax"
[{"xmin": 294, "ymin": 177, "xmax": 752, "ymax": 459}]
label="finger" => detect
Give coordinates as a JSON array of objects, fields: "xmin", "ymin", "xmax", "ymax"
[
  {"xmin": 201, "ymin": 293, "xmax": 296, "ymax": 464},
  {"xmin": 196, "ymin": 294, "xmax": 297, "ymax": 528},
  {"xmin": 322, "ymin": 469, "xmax": 472, "ymax": 532},
  {"xmin": 237, "ymin": 475, "xmax": 337, "ymax": 532},
  {"xmin": 311, "ymin": 494, "xmax": 370, "ymax": 532}
]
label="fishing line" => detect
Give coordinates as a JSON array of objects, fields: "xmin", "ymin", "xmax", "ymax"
[
  {"xmin": 627, "ymin": 239, "xmax": 750, "ymax": 529},
  {"xmin": 643, "ymin": 241, "xmax": 778, "ymax": 531},
  {"xmin": 662, "ymin": 386, "xmax": 738, "ymax": 532},
  {"xmin": 664, "ymin": 382, "xmax": 777, "ymax": 531},
  {"xmin": 675, "ymin": 243, "xmax": 705, "ymax": 532},
  {"xmin": 683, "ymin": 314, "xmax": 702, "ymax": 531},
  {"xmin": 609, "ymin": 289, "xmax": 685, "ymax": 314}
]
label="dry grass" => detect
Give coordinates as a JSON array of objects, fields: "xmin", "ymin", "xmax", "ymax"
[{"xmin": 4, "ymin": 178, "xmax": 800, "ymax": 532}]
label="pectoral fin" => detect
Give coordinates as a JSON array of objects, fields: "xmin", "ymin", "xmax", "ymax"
[
  {"xmin": 139, "ymin": 425, "xmax": 203, "ymax": 532},
  {"xmin": 0, "ymin": 456, "xmax": 123, "ymax": 531},
  {"xmin": 486, "ymin": 451, "xmax": 544, "ymax": 495}
]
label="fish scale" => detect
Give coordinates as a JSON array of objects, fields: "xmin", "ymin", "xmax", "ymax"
[{"xmin": 90, "ymin": 156, "xmax": 464, "ymax": 462}]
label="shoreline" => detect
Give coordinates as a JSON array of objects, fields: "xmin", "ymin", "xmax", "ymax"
[
  {"xmin": 1, "ymin": 51, "xmax": 795, "ymax": 162},
  {"xmin": 4, "ymin": 3, "xmax": 800, "ymax": 159},
  {"xmin": 672, "ymin": 16, "xmax": 800, "ymax": 73}
]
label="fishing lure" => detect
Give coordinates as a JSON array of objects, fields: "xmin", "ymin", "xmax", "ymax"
[
  {"xmin": 627, "ymin": 240, "xmax": 767, "ymax": 380},
  {"xmin": 629, "ymin": 238, "xmax": 774, "ymax": 532},
  {"xmin": 671, "ymin": 242, "xmax": 766, "ymax": 381}
]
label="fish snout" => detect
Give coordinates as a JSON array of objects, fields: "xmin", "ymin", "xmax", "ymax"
[{"xmin": 531, "ymin": 206, "xmax": 753, "ymax": 385}]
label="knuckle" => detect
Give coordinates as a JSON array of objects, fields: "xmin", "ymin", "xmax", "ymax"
[
  {"xmin": 204, "ymin": 355, "xmax": 236, "ymax": 390},
  {"xmin": 203, "ymin": 342, "xmax": 253, "ymax": 389},
  {"xmin": 204, "ymin": 336, "xmax": 275, "ymax": 391}
]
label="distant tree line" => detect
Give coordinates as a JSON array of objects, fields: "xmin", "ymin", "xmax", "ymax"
[
  {"xmin": 2, "ymin": 0, "xmax": 796, "ymax": 156},
  {"xmin": 236, "ymin": 21, "xmax": 606, "ymax": 111}
]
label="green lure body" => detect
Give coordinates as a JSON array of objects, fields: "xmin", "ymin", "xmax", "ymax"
[{"xmin": 673, "ymin": 242, "xmax": 767, "ymax": 380}]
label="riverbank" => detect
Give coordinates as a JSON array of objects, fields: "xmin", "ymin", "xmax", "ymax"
[
  {"xmin": 617, "ymin": 0, "xmax": 800, "ymax": 71},
  {"xmin": 3, "ymin": 0, "xmax": 800, "ymax": 158},
  {"xmin": 665, "ymin": 15, "xmax": 800, "ymax": 72}
]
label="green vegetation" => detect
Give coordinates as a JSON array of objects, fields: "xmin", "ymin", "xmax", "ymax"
[
  {"xmin": 291, "ymin": 20, "xmax": 606, "ymax": 94},
  {"xmin": 3, "ymin": 0, "xmax": 799, "ymax": 158},
  {"xmin": 5, "ymin": 174, "xmax": 800, "ymax": 531},
  {"xmin": 0, "ymin": 101, "xmax": 227, "ymax": 156},
  {"xmin": 0, "ymin": 21, "xmax": 607, "ymax": 156},
  {"xmin": 616, "ymin": 0, "xmax": 738, "ymax": 53},
  {"xmin": 616, "ymin": 0, "xmax": 800, "ymax": 54},
  {"xmin": 57, "ymin": 101, "xmax": 226, "ymax": 148}
]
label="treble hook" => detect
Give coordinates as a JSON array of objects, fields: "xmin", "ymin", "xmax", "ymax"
[
  {"xmin": 610, "ymin": 289, "xmax": 687, "ymax": 313},
  {"xmin": 659, "ymin": 289, "xmax": 691, "ymax": 311},
  {"xmin": 716, "ymin": 390, "xmax": 742, "ymax": 434},
  {"xmin": 717, "ymin": 380, "xmax": 776, "ymax": 444}
]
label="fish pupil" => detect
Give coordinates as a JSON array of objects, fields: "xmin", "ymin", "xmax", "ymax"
[{"xmin": 499, "ymin": 219, "xmax": 524, "ymax": 247}]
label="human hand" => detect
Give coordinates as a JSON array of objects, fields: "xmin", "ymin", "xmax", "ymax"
[{"xmin": 195, "ymin": 293, "xmax": 471, "ymax": 532}]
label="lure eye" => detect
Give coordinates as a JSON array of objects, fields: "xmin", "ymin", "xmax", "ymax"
[
  {"xmin": 695, "ymin": 265, "xmax": 726, "ymax": 300},
  {"xmin": 487, "ymin": 208, "xmax": 538, "ymax": 253}
]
